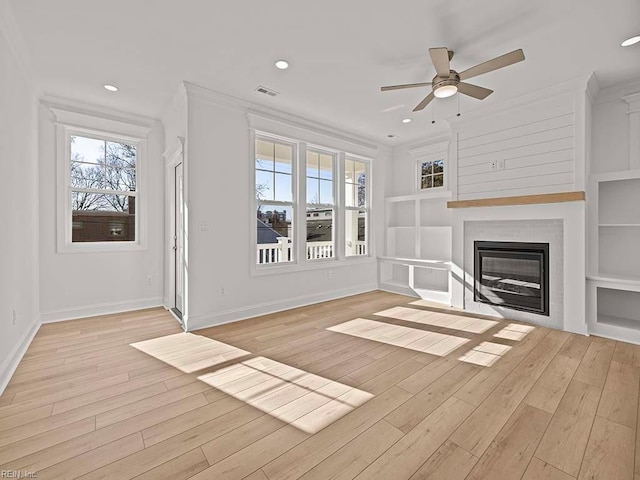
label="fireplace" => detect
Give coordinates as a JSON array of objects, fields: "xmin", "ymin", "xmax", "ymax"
[{"xmin": 474, "ymin": 241, "xmax": 549, "ymax": 316}]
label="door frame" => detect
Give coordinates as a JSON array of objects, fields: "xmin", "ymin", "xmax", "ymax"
[{"xmin": 164, "ymin": 137, "xmax": 186, "ymax": 329}]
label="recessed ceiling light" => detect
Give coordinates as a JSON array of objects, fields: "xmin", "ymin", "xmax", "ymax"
[
  {"xmin": 402, "ymin": 118, "xmax": 412, "ymax": 124},
  {"xmin": 103, "ymin": 84, "xmax": 119, "ymax": 92},
  {"xmin": 621, "ymin": 35, "xmax": 640, "ymax": 47},
  {"xmin": 275, "ymin": 60, "xmax": 289, "ymax": 70}
]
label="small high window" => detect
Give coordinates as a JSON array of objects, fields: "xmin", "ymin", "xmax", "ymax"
[{"xmin": 419, "ymin": 159, "xmax": 444, "ymax": 190}]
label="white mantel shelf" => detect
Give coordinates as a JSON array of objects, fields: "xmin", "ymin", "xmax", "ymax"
[{"xmin": 447, "ymin": 191, "xmax": 585, "ymax": 209}]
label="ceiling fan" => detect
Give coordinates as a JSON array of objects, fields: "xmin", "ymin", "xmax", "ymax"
[{"xmin": 381, "ymin": 48, "xmax": 525, "ymax": 112}]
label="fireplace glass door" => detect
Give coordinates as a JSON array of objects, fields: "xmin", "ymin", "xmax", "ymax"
[{"xmin": 474, "ymin": 241, "xmax": 549, "ymax": 316}]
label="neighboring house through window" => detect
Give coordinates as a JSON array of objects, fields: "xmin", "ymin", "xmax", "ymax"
[{"xmin": 253, "ymin": 132, "xmax": 371, "ymax": 269}]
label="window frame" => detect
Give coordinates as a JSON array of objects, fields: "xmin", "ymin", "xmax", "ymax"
[
  {"xmin": 344, "ymin": 156, "xmax": 370, "ymax": 258},
  {"xmin": 417, "ymin": 158, "xmax": 445, "ymax": 192},
  {"xmin": 251, "ymin": 129, "xmax": 373, "ymax": 275},
  {"xmin": 305, "ymin": 147, "xmax": 337, "ymax": 261},
  {"xmin": 255, "ymin": 136, "xmax": 297, "ymax": 266},
  {"xmin": 54, "ymin": 109, "xmax": 150, "ymax": 254}
]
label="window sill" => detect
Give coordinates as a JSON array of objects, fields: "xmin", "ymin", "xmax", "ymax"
[
  {"xmin": 251, "ymin": 255, "xmax": 375, "ymax": 276},
  {"xmin": 58, "ymin": 241, "xmax": 147, "ymax": 254}
]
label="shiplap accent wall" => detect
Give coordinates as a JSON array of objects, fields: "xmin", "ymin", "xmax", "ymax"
[{"xmin": 456, "ymin": 93, "xmax": 576, "ymax": 200}]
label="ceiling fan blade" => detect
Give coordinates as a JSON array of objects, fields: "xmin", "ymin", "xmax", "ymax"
[
  {"xmin": 429, "ymin": 47, "xmax": 451, "ymax": 77},
  {"xmin": 459, "ymin": 49, "xmax": 525, "ymax": 81},
  {"xmin": 457, "ymin": 82, "xmax": 493, "ymax": 100},
  {"xmin": 381, "ymin": 82, "xmax": 432, "ymax": 91},
  {"xmin": 413, "ymin": 92, "xmax": 435, "ymax": 111}
]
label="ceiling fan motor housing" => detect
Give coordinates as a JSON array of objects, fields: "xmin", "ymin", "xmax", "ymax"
[{"xmin": 433, "ymin": 70, "xmax": 460, "ymax": 90}]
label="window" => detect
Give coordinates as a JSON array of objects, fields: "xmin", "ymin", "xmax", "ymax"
[
  {"xmin": 419, "ymin": 159, "xmax": 444, "ymax": 190},
  {"xmin": 70, "ymin": 135, "xmax": 138, "ymax": 243},
  {"xmin": 306, "ymin": 150, "xmax": 335, "ymax": 259},
  {"xmin": 345, "ymin": 159, "xmax": 368, "ymax": 256},
  {"xmin": 255, "ymin": 138, "xmax": 295, "ymax": 264},
  {"xmin": 52, "ymin": 106, "xmax": 151, "ymax": 253},
  {"xmin": 253, "ymin": 132, "xmax": 372, "ymax": 269}
]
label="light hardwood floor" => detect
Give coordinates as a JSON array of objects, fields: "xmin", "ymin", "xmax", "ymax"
[{"xmin": 1, "ymin": 290, "xmax": 639, "ymax": 479}]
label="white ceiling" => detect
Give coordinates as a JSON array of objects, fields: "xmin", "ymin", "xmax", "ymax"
[{"xmin": 8, "ymin": 0, "xmax": 640, "ymax": 145}]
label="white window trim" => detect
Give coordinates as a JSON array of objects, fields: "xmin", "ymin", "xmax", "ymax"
[
  {"xmin": 345, "ymin": 156, "xmax": 371, "ymax": 258},
  {"xmin": 250, "ymin": 128, "xmax": 374, "ymax": 276},
  {"xmin": 52, "ymin": 107, "xmax": 151, "ymax": 253}
]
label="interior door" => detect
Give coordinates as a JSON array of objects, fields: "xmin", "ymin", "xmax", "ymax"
[{"xmin": 174, "ymin": 162, "xmax": 184, "ymax": 317}]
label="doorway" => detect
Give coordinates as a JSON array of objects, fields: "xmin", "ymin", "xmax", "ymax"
[{"xmin": 172, "ymin": 162, "xmax": 184, "ymax": 322}]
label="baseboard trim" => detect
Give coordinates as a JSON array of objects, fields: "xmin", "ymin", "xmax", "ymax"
[
  {"xmin": 188, "ymin": 284, "xmax": 378, "ymax": 332},
  {"xmin": 0, "ymin": 317, "xmax": 41, "ymax": 395},
  {"xmin": 40, "ymin": 297, "xmax": 164, "ymax": 323}
]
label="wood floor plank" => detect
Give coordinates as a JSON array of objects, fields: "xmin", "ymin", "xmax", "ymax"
[
  {"xmin": 573, "ymin": 340, "xmax": 616, "ymax": 388},
  {"xmin": 524, "ymin": 354, "xmax": 580, "ymax": 413},
  {"xmin": 262, "ymin": 386, "xmax": 412, "ymax": 480},
  {"xmin": 4, "ymin": 392, "xmax": 209, "ymax": 474},
  {"xmin": 454, "ymin": 326, "xmax": 549, "ymax": 406},
  {"xmin": 298, "ymin": 420, "xmax": 404, "ymax": 480},
  {"xmin": 133, "ymin": 448, "xmax": 210, "ymax": 480},
  {"xmin": 386, "ymin": 362, "xmax": 480, "ymax": 433},
  {"xmin": 535, "ymin": 379, "xmax": 602, "ymax": 477},
  {"xmin": 34, "ymin": 432, "xmax": 145, "ymax": 479},
  {"xmin": 200, "ymin": 414, "xmax": 286, "ymax": 466},
  {"xmin": 577, "ymin": 416, "xmax": 635, "ymax": 480},
  {"xmin": 353, "ymin": 396, "xmax": 475, "ymax": 480},
  {"xmin": 192, "ymin": 425, "xmax": 308, "ymax": 480},
  {"xmin": 450, "ymin": 371, "xmax": 538, "ymax": 457},
  {"xmin": 612, "ymin": 341, "xmax": 640, "ymax": 367},
  {"xmin": 522, "ymin": 458, "xmax": 576, "ymax": 480},
  {"xmin": 408, "ymin": 440, "xmax": 478, "ymax": 480},
  {"xmin": 597, "ymin": 360, "xmax": 640, "ymax": 428},
  {"xmin": 465, "ymin": 403, "xmax": 552, "ymax": 480}
]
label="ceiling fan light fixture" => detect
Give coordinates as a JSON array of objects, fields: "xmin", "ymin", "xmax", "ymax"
[
  {"xmin": 621, "ymin": 35, "xmax": 640, "ymax": 47},
  {"xmin": 434, "ymin": 84, "xmax": 458, "ymax": 98}
]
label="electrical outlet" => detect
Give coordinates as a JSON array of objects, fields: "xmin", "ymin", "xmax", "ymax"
[
  {"xmin": 146, "ymin": 275, "xmax": 152, "ymax": 285},
  {"xmin": 220, "ymin": 286, "xmax": 225, "ymax": 296},
  {"xmin": 490, "ymin": 161, "xmax": 497, "ymax": 171},
  {"xmin": 12, "ymin": 309, "xmax": 16, "ymax": 326},
  {"xmin": 327, "ymin": 270, "xmax": 333, "ymax": 280}
]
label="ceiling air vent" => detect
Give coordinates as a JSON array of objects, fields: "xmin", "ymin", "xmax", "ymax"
[{"xmin": 255, "ymin": 86, "xmax": 279, "ymax": 97}]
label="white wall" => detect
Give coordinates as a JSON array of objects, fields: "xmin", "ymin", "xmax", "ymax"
[
  {"xmin": 0, "ymin": 4, "xmax": 40, "ymax": 390},
  {"xmin": 38, "ymin": 103, "xmax": 166, "ymax": 321},
  {"xmin": 182, "ymin": 86, "xmax": 389, "ymax": 330}
]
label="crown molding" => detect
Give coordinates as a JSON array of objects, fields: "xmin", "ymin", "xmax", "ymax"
[
  {"xmin": 0, "ymin": 0, "xmax": 41, "ymax": 96},
  {"xmin": 184, "ymin": 81, "xmax": 381, "ymax": 157},
  {"xmin": 622, "ymin": 92, "xmax": 640, "ymax": 114},
  {"xmin": 163, "ymin": 136, "xmax": 184, "ymax": 161},
  {"xmin": 45, "ymin": 99, "xmax": 154, "ymax": 139},
  {"xmin": 594, "ymin": 78, "xmax": 640, "ymax": 105},
  {"xmin": 447, "ymin": 73, "xmax": 596, "ymax": 129},
  {"xmin": 42, "ymin": 95, "xmax": 157, "ymax": 138}
]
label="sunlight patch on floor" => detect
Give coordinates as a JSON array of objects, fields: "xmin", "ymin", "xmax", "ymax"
[
  {"xmin": 459, "ymin": 341, "xmax": 512, "ymax": 367},
  {"xmin": 198, "ymin": 357, "xmax": 373, "ymax": 434},
  {"xmin": 327, "ymin": 318, "xmax": 470, "ymax": 356},
  {"xmin": 375, "ymin": 306, "xmax": 498, "ymax": 334},
  {"xmin": 130, "ymin": 332, "xmax": 250, "ymax": 373},
  {"xmin": 493, "ymin": 323, "xmax": 535, "ymax": 341}
]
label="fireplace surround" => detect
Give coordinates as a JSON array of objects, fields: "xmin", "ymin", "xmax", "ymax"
[{"xmin": 474, "ymin": 241, "xmax": 550, "ymax": 316}]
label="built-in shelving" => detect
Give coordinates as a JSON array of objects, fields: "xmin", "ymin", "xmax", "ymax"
[
  {"xmin": 380, "ymin": 191, "xmax": 453, "ymax": 304},
  {"xmin": 587, "ymin": 170, "xmax": 640, "ymax": 341}
]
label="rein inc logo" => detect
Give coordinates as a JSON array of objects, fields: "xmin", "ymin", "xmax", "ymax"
[{"xmin": 1, "ymin": 472, "xmax": 37, "ymax": 478}]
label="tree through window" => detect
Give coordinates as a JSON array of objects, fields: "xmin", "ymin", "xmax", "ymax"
[{"xmin": 70, "ymin": 135, "xmax": 138, "ymax": 242}]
